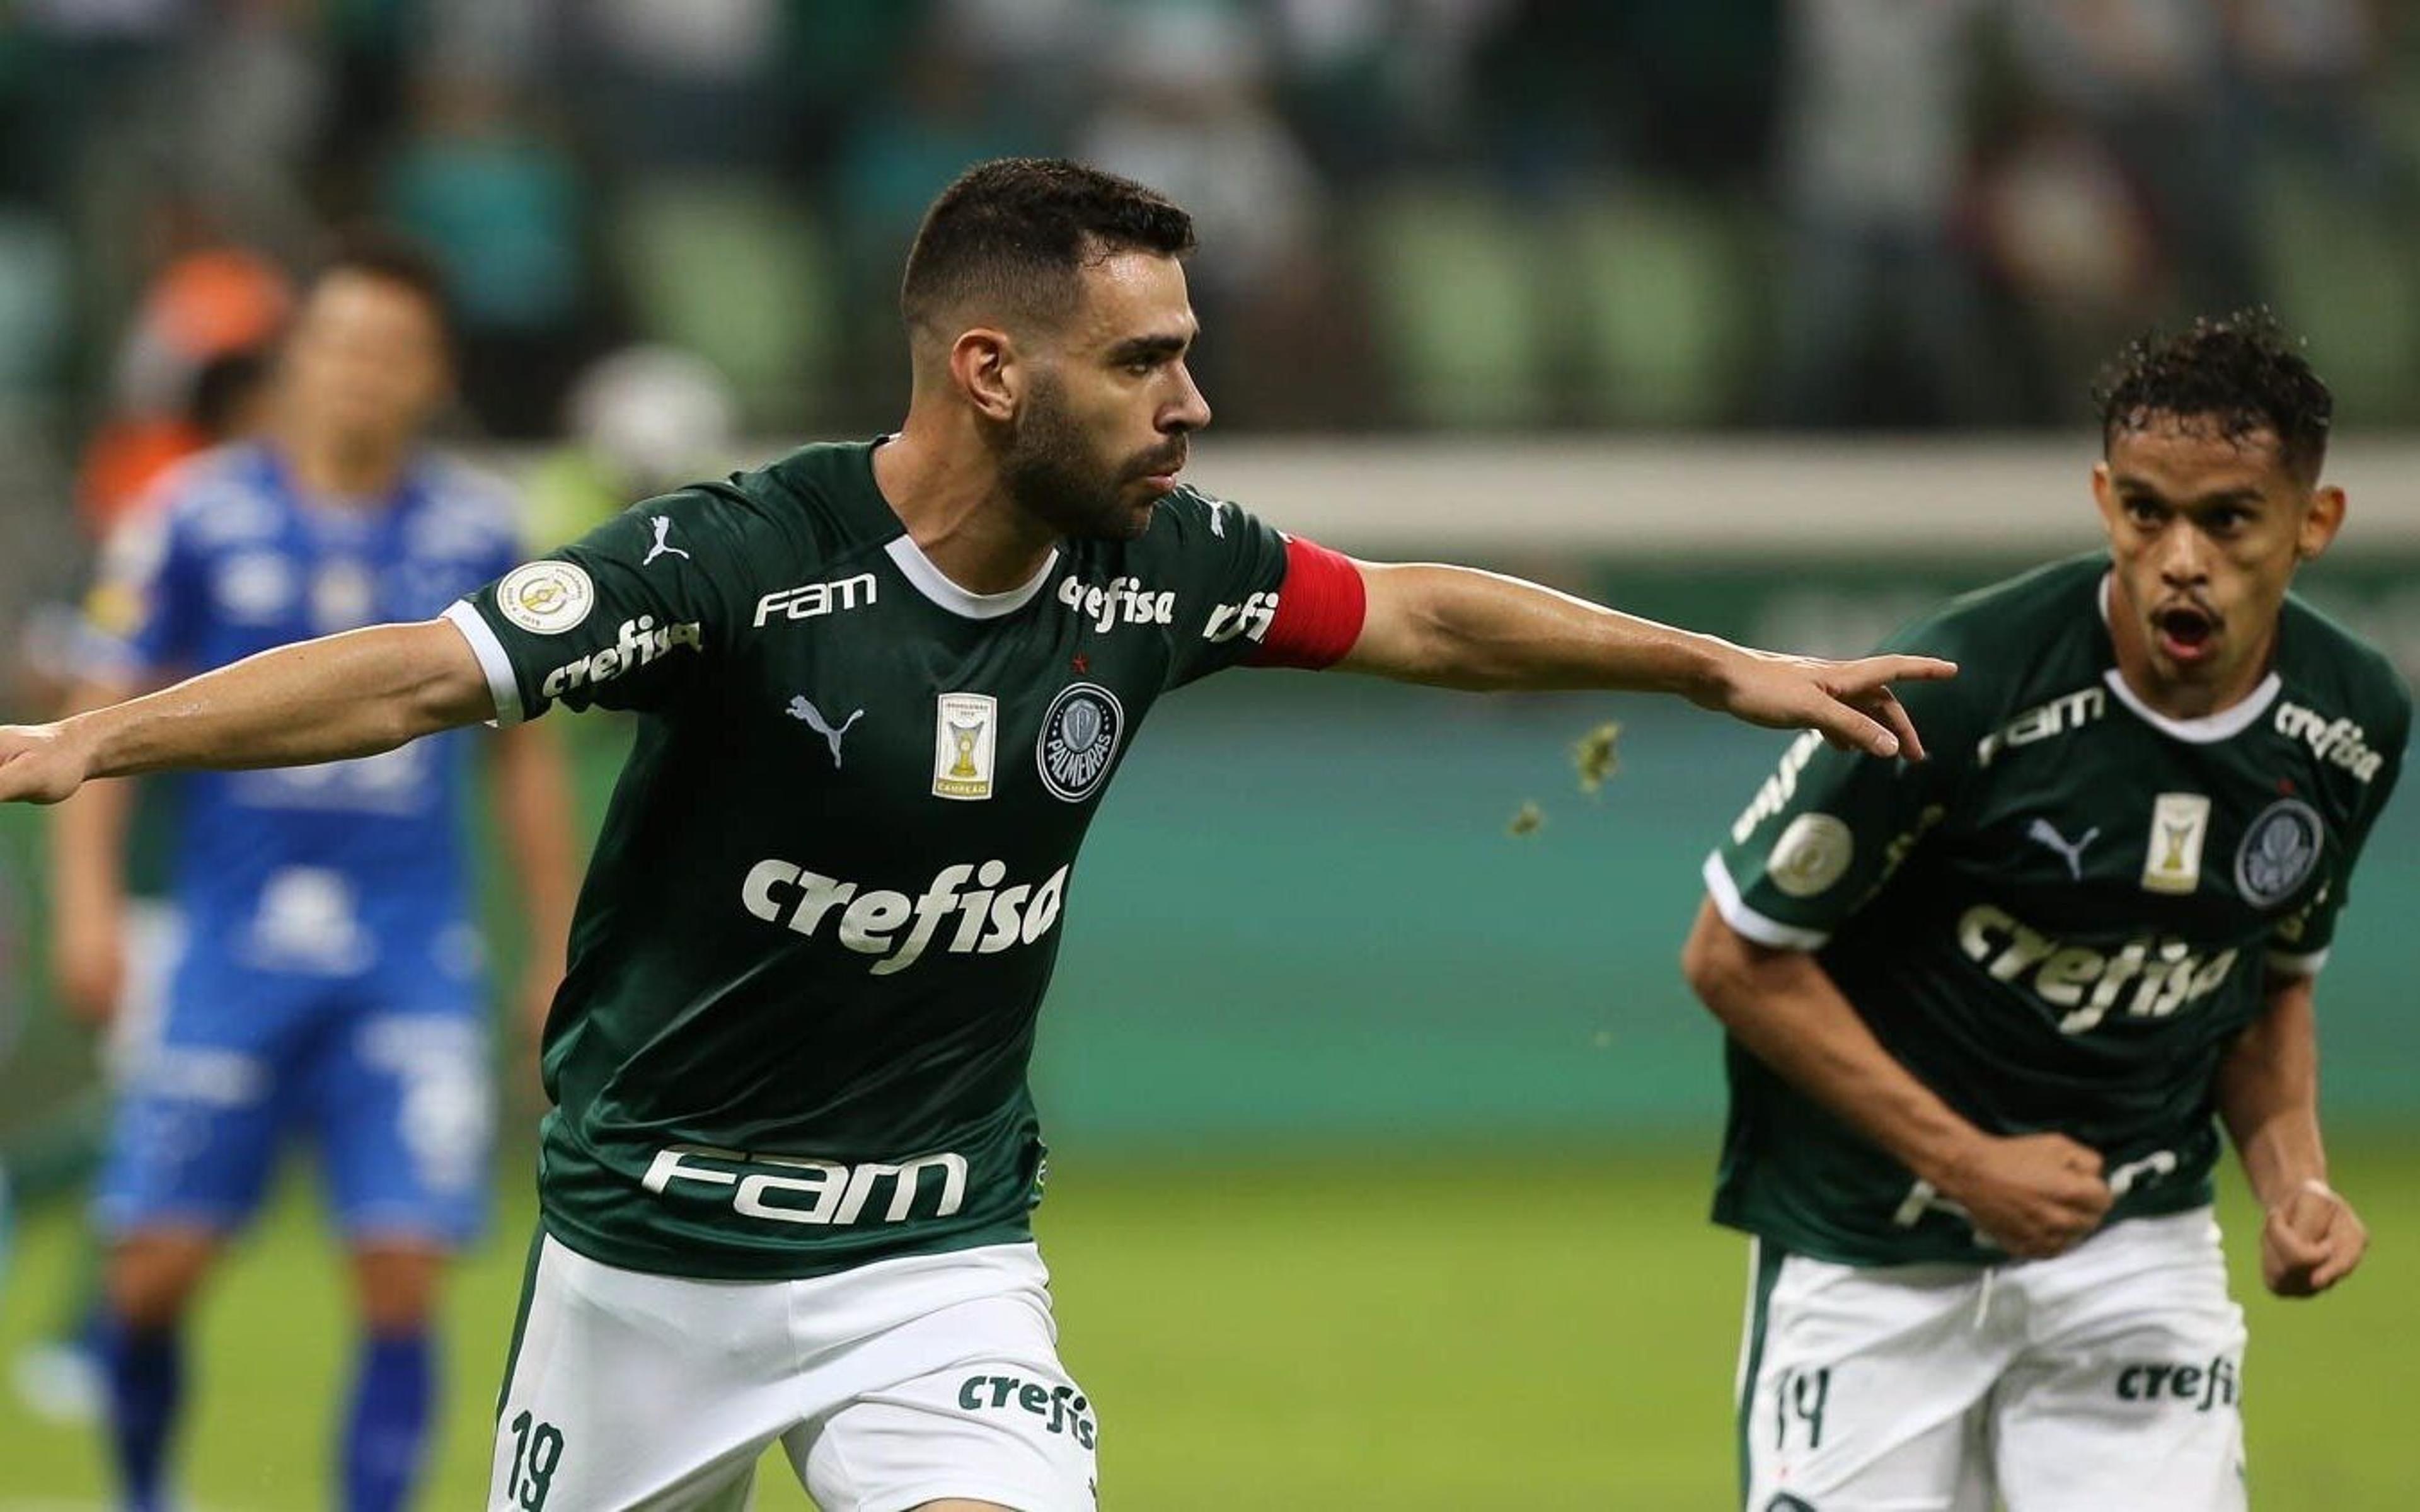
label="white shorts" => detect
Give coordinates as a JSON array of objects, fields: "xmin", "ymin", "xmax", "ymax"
[
  {"xmin": 489, "ymin": 1234, "xmax": 1097, "ymax": 1512},
  {"xmin": 1737, "ymin": 1208, "xmax": 2246, "ymax": 1512}
]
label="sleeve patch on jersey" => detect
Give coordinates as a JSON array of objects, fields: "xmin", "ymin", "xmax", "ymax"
[
  {"xmin": 442, "ymin": 601, "xmax": 526, "ymax": 727},
  {"xmin": 496, "ymin": 560, "xmax": 596, "ymax": 634},
  {"xmin": 2264, "ymin": 946, "xmax": 2329, "ymax": 977},
  {"xmin": 1250, "ymin": 536, "xmax": 1365, "ymax": 670},
  {"xmin": 1766, "ymin": 813, "xmax": 1855, "ymax": 898},
  {"xmin": 1703, "ymin": 852, "xmax": 1831, "ymax": 951}
]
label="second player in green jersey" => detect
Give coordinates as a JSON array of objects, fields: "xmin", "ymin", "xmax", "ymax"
[
  {"xmin": 1688, "ymin": 311, "xmax": 2404, "ymax": 1511},
  {"xmin": 1705, "ymin": 553, "xmax": 2405, "ymax": 1266}
]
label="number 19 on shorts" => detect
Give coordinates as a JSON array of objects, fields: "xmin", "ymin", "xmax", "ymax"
[{"xmin": 506, "ymin": 1411, "xmax": 565, "ymax": 1509}]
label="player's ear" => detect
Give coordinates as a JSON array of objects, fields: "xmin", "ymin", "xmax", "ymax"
[
  {"xmin": 2298, "ymin": 484, "xmax": 2347, "ymax": 563},
  {"xmin": 949, "ymin": 328, "xmax": 1019, "ymax": 423},
  {"xmin": 2089, "ymin": 461, "xmax": 2121, "ymax": 534}
]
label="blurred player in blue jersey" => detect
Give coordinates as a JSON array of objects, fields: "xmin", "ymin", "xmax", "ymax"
[
  {"xmin": 11, "ymin": 343, "xmax": 277, "ymax": 1430},
  {"xmin": 49, "ymin": 234, "xmax": 580, "ymax": 1512}
]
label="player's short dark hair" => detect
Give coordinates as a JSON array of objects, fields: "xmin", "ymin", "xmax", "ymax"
[
  {"xmin": 899, "ymin": 158, "xmax": 1195, "ymax": 341},
  {"xmin": 306, "ymin": 226, "xmax": 458, "ymax": 352},
  {"xmin": 189, "ymin": 346, "xmax": 272, "ymax": 438},
  {"xmin": 2094, "ymin": 309, "xmax": 2333, "ymax": 483}
]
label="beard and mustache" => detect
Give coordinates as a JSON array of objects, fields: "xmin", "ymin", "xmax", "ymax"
[{"xmin": 1000, "ymin": 372, "xmax": 1187, "ymax": 542}]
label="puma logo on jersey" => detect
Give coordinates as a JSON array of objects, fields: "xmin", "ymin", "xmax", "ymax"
[
  {"xmin": 1957, "ymin": 903, "xmax": 2239, "ymax": 1034},
  {"xmin": 754, "ymin": 572, "xmax": 877, "ymax": 627},
  {"xmin": 787, "ymin": 696, "xmax": 863, "ymax": 766},
  {"xmin": 1976, "ymin": 687, "xmax": 2106, "ymax": 769},
  {"xmin": 539, "ymin": 616, "xmax": 703, "ymax": 699},
  {"xmin": 2025, "ymin": 818, "xmax": 2099, "ymax": 879},
  {"xmin": 642, "ymin": 515, "xmax": 690, "ymax": 566},
  {"xmin": 1057, "ymin": 575, "xmax": 1174, "ymax": 633},
  {"xmin": 2274, "ymin": 701, "xmax": 2386, "ymax": 783},
  {"xmin": 740, "ymin": 857, "xmax": 1069, "ymax": 975}
]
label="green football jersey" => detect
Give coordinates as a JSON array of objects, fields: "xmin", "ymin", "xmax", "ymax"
[
  {"xmin": 447, "ymin": 440, "xmax": 1296, "ymax": 1279},
  {"xmin": 1705, "ymin": 554, "xmax": 2409, "ymax": 1266}
]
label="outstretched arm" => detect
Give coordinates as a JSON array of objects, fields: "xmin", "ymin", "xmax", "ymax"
[
  {"xmin": 2220, "ymin": 973, "xmax": 2364, "ymax": 1297},
  {"xmin": 1340, "ymin": 561, "xmax": 1954, "ymax": 758},
  {"xmin": 0, "ymin": 619, "xmax": 493, "ymax": 805}
]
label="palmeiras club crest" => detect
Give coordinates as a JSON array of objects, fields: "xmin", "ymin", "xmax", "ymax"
[
  {"xmin": 2235, "ymin": 797, "xmax": 2324, "ymax": 907},
  {"xmin": 1037, "ymin": 682, "xmax": 1124, "ymax": 802}
]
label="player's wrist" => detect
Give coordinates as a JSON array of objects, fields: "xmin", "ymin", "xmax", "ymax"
[
  {"xmin": 1684, "ymin": 637, "xmax": 1751, "ymax": 710},
  {"xmin": 55, "ymin": 707, "xmax": 120, "ymax": 782},
  {"xmin": 1908, "ymin": 1126, "xmax": 1992, "ymax": 1198},
  {"xmin": 2243, "ymin": 1134, "xmax": 2332, "ymax": 1211},
  {"xmin": 2269, "ymin": 1174, "xmax": 2338, "ymax": 1212}
]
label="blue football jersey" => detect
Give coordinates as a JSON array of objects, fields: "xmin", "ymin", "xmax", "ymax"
[{"xmin": 87, "ymin": 442, "xmax": 523, "ymax": 978}]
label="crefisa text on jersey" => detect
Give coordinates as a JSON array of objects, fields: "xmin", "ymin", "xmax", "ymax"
[
  {"xmin": 1057, "ymin": 574, "xmax": 1173, "ymax": 633},
  {"xmin": 1959, "ymin": 903, "xmax": 2239, "ymax": 1034},
  {"xmin": 539, "ymin": 615, "xmax": 703, "ymax": 699},
  {"xmin": 1732, "ymin": 730, "xmax": 1824, "ymax": 845},
  {"xmin": 2273, "ymin": 700, "xmax": 2387, "ymax": 783},
  {"xmin": 740, "ymin": 857, "xmax": 1070, "ymax": 975}
]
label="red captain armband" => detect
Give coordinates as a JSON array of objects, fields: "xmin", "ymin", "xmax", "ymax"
[{"xmin": 1250, "ymin": 535, "xmax": 1367, "ymax": 670}]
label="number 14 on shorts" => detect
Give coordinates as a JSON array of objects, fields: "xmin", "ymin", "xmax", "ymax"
[
  {"xmin": 1773, "ymin": 1365, "xmax": 1832, "ymax": 1452},
  {"xmin": 506, "ymin": 1411, "xmax": 566, "ymax": 1509}
]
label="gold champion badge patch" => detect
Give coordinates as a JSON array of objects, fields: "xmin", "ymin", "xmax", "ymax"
[
  {"xmin": 2141, "ymin": 793, "xmax": 2211, "ymax": 895},
  {"xmin": 933, "ymin": 692, "xmax": 998, "ymax": 800}
]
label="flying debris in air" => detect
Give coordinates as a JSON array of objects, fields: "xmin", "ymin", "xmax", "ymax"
[{"xmin": 1573, "ymin": 721, "xmax": 1622, "ymax": 797}]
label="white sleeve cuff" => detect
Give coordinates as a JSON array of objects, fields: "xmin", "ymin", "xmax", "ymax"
[
  {"xmin": 1702, "ymin": 851, "xmax": 1831, "ymax": 951},
  {"xmin": 2265, "ymin": 946, "xmax": 2329, "ymax": 978},
  {"xmin": 441, "ymin": 600, "xmax": 527, "ymax": 728}
]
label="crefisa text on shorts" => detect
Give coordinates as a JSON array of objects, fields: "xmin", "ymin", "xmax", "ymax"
[
  {"xmin": 2114, "ymin": 1354, "xmax": 2240, "ymax": 1413},
  {"xmin": 957, "ymin": 1373, "xmax": 1098, "ymax": 1448}
]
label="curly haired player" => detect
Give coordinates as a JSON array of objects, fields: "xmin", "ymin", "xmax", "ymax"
[{"xmin": 1688, "ymin": 311, "xmax": 2404, "ymax": 1511}]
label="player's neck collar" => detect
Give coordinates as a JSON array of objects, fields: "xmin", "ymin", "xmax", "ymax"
[
  {"xmin": 857, "ymin": 433, "xmax": 1060, "ymax": 619},
  {"xmin": 2097, "ymin": 573, "xmax": 2281, "ymax": 743},
  {"xmin": 884, "ymin": 533, "xmax": 1060, "ymax": 620}
]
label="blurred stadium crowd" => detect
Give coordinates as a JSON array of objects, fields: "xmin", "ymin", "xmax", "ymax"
[
  {"xmin": 1, "ymin": 1, "xmax": 2417, "ymax": 434},
  {"xmin": 0, "ymin": 0, "xmax": 2416, "ymax": 680}
]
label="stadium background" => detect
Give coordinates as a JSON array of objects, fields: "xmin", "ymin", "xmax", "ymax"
[{"xmin": 2, "ymin": 3, "xmax": 2419, "ymax": 1507}]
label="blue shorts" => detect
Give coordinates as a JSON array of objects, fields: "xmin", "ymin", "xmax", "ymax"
[{"xmin": 96, "ymin": 945, "xmax": 493, "ymax": 1247}]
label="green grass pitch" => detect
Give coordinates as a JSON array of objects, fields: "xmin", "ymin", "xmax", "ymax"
[{"xmin": 4, "ymin": 1143, "xmax": 2415, "ymax": 1508}]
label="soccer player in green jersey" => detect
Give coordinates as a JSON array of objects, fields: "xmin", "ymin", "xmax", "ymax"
[
  {"xmin": 1687, "ymin": 312, "xmax": 2403, "ymax": 1511},
  {"xmin": 0, "ymin": 159, "xmax": 1951, "ymax": 1512}
]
